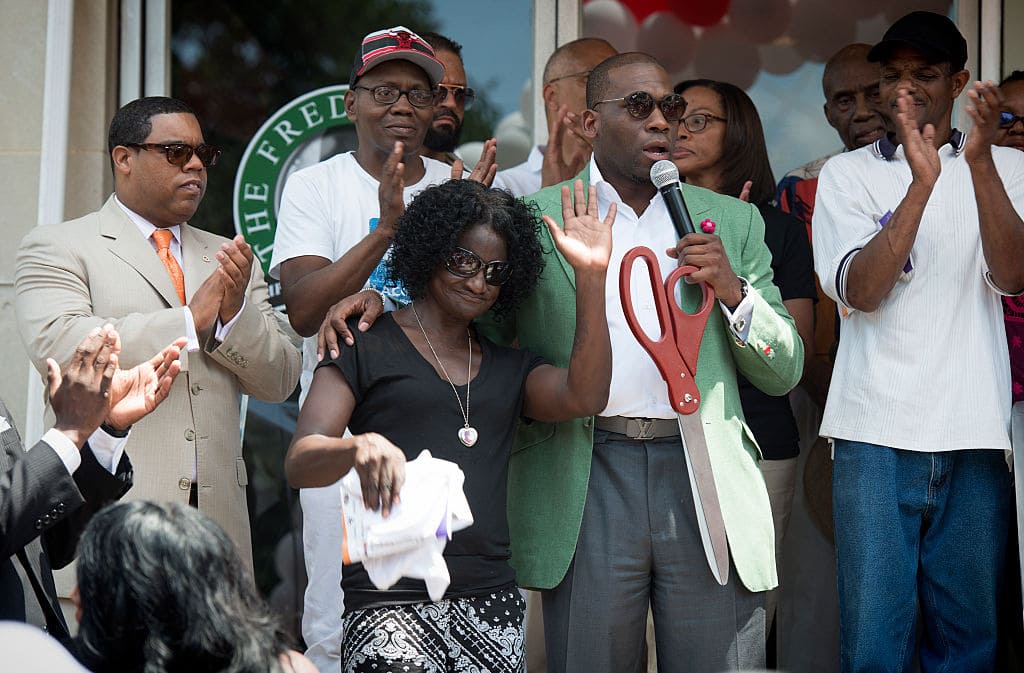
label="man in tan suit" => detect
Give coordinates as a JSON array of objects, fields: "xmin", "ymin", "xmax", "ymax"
[{"xmin": 14, "ymin": 97, "xmax": 301, "ymax": 575}]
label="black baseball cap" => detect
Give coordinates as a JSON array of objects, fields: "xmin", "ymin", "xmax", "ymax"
[
  {"xmin": 868, "ymin": 11, "xmax": 968, "ymax": 72},
  {"xmin": 349, "ymin": 26, "xmax": 445, "ymax": 88}
]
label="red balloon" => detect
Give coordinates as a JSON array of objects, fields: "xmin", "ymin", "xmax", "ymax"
[
  {"xmin": 618, "ymin": 0, "xmax": 670, "ymax": 22},
  {"xmin": 667, "ymin": 0, "xmax": 730, "ymax": 28}
]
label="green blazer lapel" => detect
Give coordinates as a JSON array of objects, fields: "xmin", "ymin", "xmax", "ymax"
[
  {"xmin": 679, "ymin": 183, "xmax": 713, "ymax": 224},
  {"xmin": 540, "ymin": 165, "xmax": 593, "ymax": 292}
]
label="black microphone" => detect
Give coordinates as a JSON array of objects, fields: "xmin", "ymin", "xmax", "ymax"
[{"xmin": 650, "ymin": 160, "xmax": 695, "ymax": 239}]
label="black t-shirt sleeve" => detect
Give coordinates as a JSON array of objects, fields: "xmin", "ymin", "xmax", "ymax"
[
  {"xmin": 316, "ymin": 317, "xmax": 366, "ymax": 405},
  {"xmin": 759, "ymin": 205, "xmax": 817, "ymax": 303}
]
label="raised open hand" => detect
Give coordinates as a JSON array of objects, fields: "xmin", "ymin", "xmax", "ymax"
[
  {"xmin": 544, "ymin": 179, "xmax": 616, "ymax": 273},
  {"xmin": 105, "ymin": 335, "xmax": 187, "ymax": 430},
  {"xmin": 452, "ymin": 137, "xmax": 498, "ymax": 186},
  {"xmin": 541, "ymin": 105, "xmax": 589, "ymax": 188},
  {"xmin": 895, "ymin": 88, "xmax": 940, "ymax": 187},
  {"xmin": 964, "ymin": 80, "xmax": 1003, "ymax": 165}
]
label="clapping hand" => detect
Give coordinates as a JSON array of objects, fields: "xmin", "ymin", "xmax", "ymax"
[
  {"xmin": 964, "ymin": 80, "xmax": 1003, "ymax": 165},
  {"xmin": 105, "ymin": 334, "xmax": 187, "ymax": 431},
  {"xmin": 895, "ymin": 87, "xmax": 940, "ymax": 187},
  {"xmin": 544, "ymin": 179, "xmax": 616, "ymax": 274}
]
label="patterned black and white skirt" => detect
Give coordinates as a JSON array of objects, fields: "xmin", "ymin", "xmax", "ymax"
[{"xmin": 342, "ymin": 589, "xmax": 526, "ymax": 673}]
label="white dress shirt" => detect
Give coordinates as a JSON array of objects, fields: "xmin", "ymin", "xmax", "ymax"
[{"xmin": 590, "ymin": 158, "xmax": 754, "ymax": 418}]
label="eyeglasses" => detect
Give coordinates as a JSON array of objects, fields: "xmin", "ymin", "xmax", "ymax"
[
  {"xmin": 592, "ymin": 91, "xmax": 686, "ymax": 122},
  {"xmin": 546, "ymin": 69, "xmax": 591, "ymax": 85},
  {"xmin": 680, "ymin": 113, "xmax": 728, "ymax": 134},
  {"xmin": 1000, "ymin": 111, "xmax": 1024, "ymax": 129},
  {"xmin": 444, "ymin": 247, "xmax": 513, "ymax": 286},
  {"xmin": 125, "ymin": 142, "xmax": 221, "ymax": 167},
  {"xmin": 353, "ymin": 84, "xmax": 441, "ymax": 108},
  {"xmin": 438, "ymin": 84, "xmax": 476, "ymax": 110}
]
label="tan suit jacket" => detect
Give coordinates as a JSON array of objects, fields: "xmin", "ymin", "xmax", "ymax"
[{"xmin": 14, "ymin": 196, "xmax": 301, "ymax": 583}]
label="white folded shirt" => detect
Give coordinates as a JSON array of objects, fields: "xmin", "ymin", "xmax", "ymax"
[{"xmin": 339, "ymin": 450, "xmax": 473, "ymax": 601}]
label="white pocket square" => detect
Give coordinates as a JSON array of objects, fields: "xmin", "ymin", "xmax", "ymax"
[{"xmin": 0, "ymin": 417, "xmax": 11, "ymax": 433}]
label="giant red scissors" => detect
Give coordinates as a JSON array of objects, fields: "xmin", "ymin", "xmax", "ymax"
[{"xmin": 620, "ymin": 245, "xmax": 730, "ymax": 585}]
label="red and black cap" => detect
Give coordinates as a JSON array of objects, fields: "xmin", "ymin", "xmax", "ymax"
[
  {"xmin": 869, "ymin": 11, "xmax": 967, "ymax": 72},
  {"xmin": 349, "ymin": 26, "xmax": 445, "ymax": 88}
]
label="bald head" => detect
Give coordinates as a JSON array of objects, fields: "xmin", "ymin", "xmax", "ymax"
[
  {"xmin": 543, "ymin": 38, "xmax": 617, "ymax": 85},
  {"xmin": 822, "ymin": 43, "xmax": 886, "ymax": 150}
]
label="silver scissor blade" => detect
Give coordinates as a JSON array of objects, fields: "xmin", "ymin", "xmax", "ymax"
[
  {"xmin": 1012, "ymin": 402, "xmax": 1024, "ymax": 622},
  {"xmin": 677, "ymin": 412, "xmax": 730, "ymax": 586}
]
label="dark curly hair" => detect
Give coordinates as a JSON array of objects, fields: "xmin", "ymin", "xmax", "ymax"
[{"xmin": 388, "ymin": 180, "xmax": 544, "ymax": 317}]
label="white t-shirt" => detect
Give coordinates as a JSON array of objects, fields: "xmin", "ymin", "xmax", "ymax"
[
  {"xmin": 812, "ymin": 136, "xmax": 1024, "ymax": 452},
  {"xmin": 270, "ymin": 151, "xmax": 452, "ymax": 399},
  {"xmin": 269, "ymin": 150, "xmax": 451, "ymax": 673}
]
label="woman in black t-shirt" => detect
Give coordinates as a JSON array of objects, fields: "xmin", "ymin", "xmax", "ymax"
[
  {"xmin": 671, "ymin": 79, "xmax": 817, "ymax": 641},
  {"xmin": 284, "ymin": 179, "xmax": 614, "ymax": 673}
]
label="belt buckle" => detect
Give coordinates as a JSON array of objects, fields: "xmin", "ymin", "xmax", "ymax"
[{"xmin": 632, "ymin": 418, "xmax": 656, "ymax": 440}]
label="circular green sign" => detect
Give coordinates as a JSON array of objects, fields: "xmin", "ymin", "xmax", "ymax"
[{"xmin": 233, "ymin": 84, "xmax": 356, "ymax": 275}]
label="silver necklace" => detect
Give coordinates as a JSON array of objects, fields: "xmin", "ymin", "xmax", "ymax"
[{"xmin": 411, "ymin": 302, "xmax": 478, "ymax": 447}]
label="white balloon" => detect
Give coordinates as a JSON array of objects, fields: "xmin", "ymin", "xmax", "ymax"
[
  {"xmin": 583, "ymin": 0, "xmax": 638, "ymax": 54},
  {"xmin": 639, "ymin": 12, "xmax": 697, "ymax": 74}
]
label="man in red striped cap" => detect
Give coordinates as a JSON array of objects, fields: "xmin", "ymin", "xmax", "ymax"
[{"xmin": 270, "ymin": 25, "xmax": 495, "ymax": 673}]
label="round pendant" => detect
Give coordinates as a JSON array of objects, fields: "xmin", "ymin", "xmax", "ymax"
[{"xmin": 458, "ymin": 426, "xmax": 479, "ymax": 447}]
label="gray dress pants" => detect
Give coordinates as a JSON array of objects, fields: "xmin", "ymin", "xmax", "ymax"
[{"xmin": 541, "ymin": 429, "xmax": 765, "ymax": 673}]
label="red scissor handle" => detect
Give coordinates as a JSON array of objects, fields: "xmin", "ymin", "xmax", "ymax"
[{"xmin": 619, "ymin": 246, "xmax": 715, "ymax": 414}]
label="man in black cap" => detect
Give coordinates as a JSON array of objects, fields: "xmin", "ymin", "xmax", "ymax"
[{"xmin": 812, "ymin": 11, "xmax": 1024, "ymax": 672}]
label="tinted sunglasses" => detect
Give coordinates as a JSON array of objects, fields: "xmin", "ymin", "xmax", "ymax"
[
  {"xmin": 445, "ymin": 247, "xmax": 513, "ymax": 285},
  {"xmin": 438, "ymin": 83, "xmax": 476, "ymax": 110},
  {"xmin": 354, "ymin": 84, "xmax": 441, "ymax": 108},
  {"xmin": 593, "ymin": 91, "xmax": 686, "ymax": 122},
  {"xmin": 1000, "ymin": 111, "xmax": 1024, "ymax": 129},
  {"xmin": 126, "ymin": 142, "xmax": 221, "ymax": 167}
]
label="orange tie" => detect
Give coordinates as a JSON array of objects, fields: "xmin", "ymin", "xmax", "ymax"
[{"xmin": 152, "ymin": 229, "xmax": 186, "ymax": 305}]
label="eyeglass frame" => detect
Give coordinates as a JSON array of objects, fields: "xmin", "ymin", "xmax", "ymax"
[
  {"xmin": 546, "ymin": 69, "xmax": 592, "ymax": 85},
  {"xmin": 437, "ymin": 83, "xmax": 476, "ymax": 110},
  {"xmin": 679, "ymin": 112, "xmax": 728, "ymax": 134},
  {"xmin": 352, "ymin": 84, "xmax": 442, "ymax": 109},
  {"xmin": 999, "ymin": 111, "xmax": 1024, "ymax": 129},
  {"xmin": 444, "ymin": 246, "xmax": 514, "ymax": 286},
  {"xmin": 591, "ymin": 91, "xmax": 687, "ymax": 122},
  {"xmin": 124, "ymin": 142, "xmax": 222, "ymax": 167}
]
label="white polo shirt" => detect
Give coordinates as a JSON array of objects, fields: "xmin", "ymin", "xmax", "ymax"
[{"xmin": 812, "ymin": 133, "xmax": 1024, "ymax": 452}]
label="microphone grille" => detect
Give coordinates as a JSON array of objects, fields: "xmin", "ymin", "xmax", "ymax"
[{"xmin": 650, "ymin": 160, "xmax": 680, "ymax": 189}]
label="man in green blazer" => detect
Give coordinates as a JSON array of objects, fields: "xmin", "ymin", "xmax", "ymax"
[{"xmin": 478, "ymin": 53, "xmax": 803, "ymax": 673}]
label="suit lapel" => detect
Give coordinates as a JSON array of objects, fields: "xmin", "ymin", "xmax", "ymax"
[
  {"xmin": 179, "ymin": 224, "xmax": 214, "ymax": 302},
  {"xmin": 100, "ymin": 198, "xmax": 182, "ymax": 308},
  {"xmin": 547, "ymin": 166, "xmax": 594, "ymax": 292}
]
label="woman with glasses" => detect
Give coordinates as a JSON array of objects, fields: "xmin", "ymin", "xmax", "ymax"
[
  {"xmin": 671, "ymin": 78, "xmax": 817, "ymax": 644},
  {"xmin": 285, "ymin": 178, "xmax": 613, "ymax": 673}
]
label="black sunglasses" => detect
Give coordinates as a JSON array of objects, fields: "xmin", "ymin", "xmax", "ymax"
[
  {"xmin": 353, "ymin": 84, "xmax": 441, "ymax": 109},
  {"xmin": 126, "ymin": 142, "xmax": 221, "ymax": 167},
  {"xmin": 1000, "ymin": 111, "xmax": 1024, "ymax": 129},
  {"xmin": 438, "ymin": 84, "xmax": 476, "ymax": 110},
  {"xmin": 444, "ymin": 247, "xmax": 513, "ymax": 285},
  {"xmin": 593, "ymin": 91, "xmax": 686, "ymax": 122}
]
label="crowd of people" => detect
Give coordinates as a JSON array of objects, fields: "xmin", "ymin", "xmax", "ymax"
[{"xmin": 2, "ymin": 9, "xmax": 1023, "ymax": 673}]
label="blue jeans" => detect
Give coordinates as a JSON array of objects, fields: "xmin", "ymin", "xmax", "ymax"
[{"xmin": 832, "ymin": 440, "xmax": 1012, "ymax": 673}]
